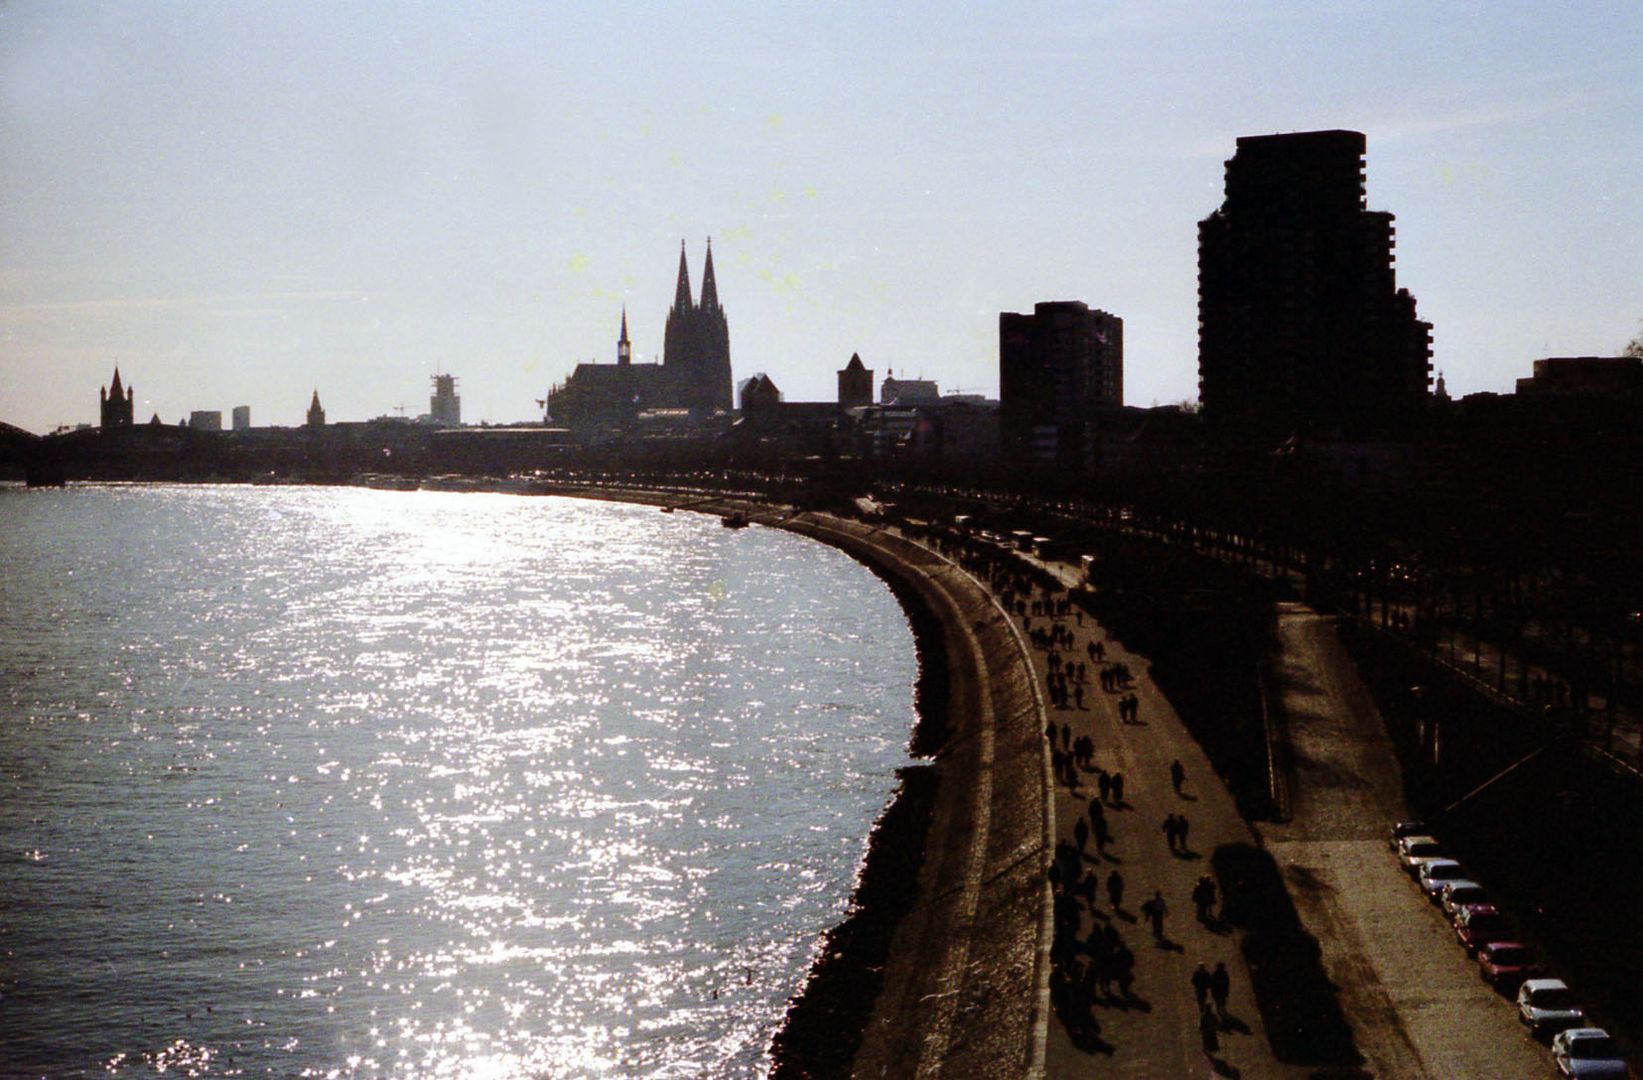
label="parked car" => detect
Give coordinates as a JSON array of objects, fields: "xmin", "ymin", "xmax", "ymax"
[
  {"xmin": 1479, "ymin": 941, "xmax": 1538, "ymax": 990},
  {"xmin": 1389, "ymin": 820, "xmax": 1428, "ymax": 851},
  {"xmin": 1397, "ymin": 835, "xmax": 1445, "ymax": 877},
  {"xmin": 1518, "ymin": 978, "xmax": 1586, "ymax": 1038},
  {"xmin": 1551, "ymin": 1026, "xmax": 1630, "ymax": 1079},
  {"xmin": 1440, "ymin": 880, "xmax": 1491, "ymax": 922},
  {"xmin": 1454, "ymin": 905, "xmax": 1512, "ymax": 955},
  {"xmin": 1418, "ymin": 859, "xmax": 1469, "ymax": 901}
]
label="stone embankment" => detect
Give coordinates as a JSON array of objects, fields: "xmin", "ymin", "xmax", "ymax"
[{"xmin": 771, "ymin": 514, "xmax": 1052, "ymax": 1079}]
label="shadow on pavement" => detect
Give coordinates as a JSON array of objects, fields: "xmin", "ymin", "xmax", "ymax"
[{"xmin": 1212, "ymin": 842, "xmax": 1364, "ymax": 1068}]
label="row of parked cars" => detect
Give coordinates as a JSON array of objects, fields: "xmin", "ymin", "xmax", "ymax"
[{"xmin": 1391, "ymin": 820, "xmax": 1630, "ymax": 1079}]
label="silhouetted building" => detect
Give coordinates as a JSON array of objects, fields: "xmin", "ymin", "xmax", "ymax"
[
  {"xmin": 545, "ymin": 311, "xmax": 660, "ymax": 428},
  {"xmin": 188, "ymin": 410, "xmax": 223, "ymax": 431},
  {"xmin": 662, "ymin": 239, "xmax": 733, "ymax": 413},
  {"xmin": 999, "ymin": 301, "xmax": 1124, "ymax": 464},
  {"xmin": 545, "ymin": 243, "xmax": 733, "ymax": 429},
  {"xmin": 429, "ymin": 374, "xmax": 461, "ymax": 426},
  {"xmin": 232, "ymin": 405, "xmax": 251, "ymax": 431},
  {"xmin": 1515, "ymin": 356, "xmax": 1643, "ymax": 397},
  {"xmin": 1198, "ymin": 130, "xmax": 1431, "ymax": 436},
  {"xmin": 740, "ymin": 372, "xmax": 784, "ymax": 429},
  {"xmin": 306, "ymin": 390, "xmax": 326, "ymax": 429},
  {"xmin": 838, "ymin": 353, "xmax": 873, "ymax": 409},
  {"xmin": 99, "ymin": 368, "xmax": 135, "ymax": 429},
  {"xmin": 880, "ymin": 372, "xmax": 940, "ymax": 406}
]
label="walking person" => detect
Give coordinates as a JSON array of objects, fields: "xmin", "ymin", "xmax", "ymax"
[
  {"xmin": 1114, "ymin": 942, "xmax": 1135, "ymax": 1000},
  {"xmin": 1162, "ymin": 814, "xmax": 1179, "ymax": 853},
  {"xmin": 1110, "ymin": 771, "xmax": 1125, "ymax": 806},
  {"xmin": 1177, "ymin": 812, "xmax": 1190, "ymax": 853},
  {"xmin": 1191, "ymin": 962, "xmax": 1213, "ymax": 1007},
  {"xmin": 1170, "ymin": 758, "xmax": 1186, "ymax": 795},
  {"xmin": 1141, "ymin": 889, "xmax": 1168, "ymax": 941},
  {"xmin": 1210, "ymin": 962, "xmax": 1231, "ymax": 1018},
  {"xmin": 1192, "ymin": 875, "xmax": 1218, "ymax": 922},
  {"xmin": 1106, "ymin": 868, "xmax": 1124, "ymax": 912}
]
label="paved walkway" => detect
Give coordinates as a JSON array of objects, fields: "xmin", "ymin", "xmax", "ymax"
[{"xmin": 1008, "ymin": 557, "xmax": 1301, "ymax": 1080}]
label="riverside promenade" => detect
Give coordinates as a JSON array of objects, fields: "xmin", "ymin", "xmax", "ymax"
[
  {"xmin": 535, "ymin": 487, "xmax": 1546, "ymax": 1075},
  {"xmin": 782, "ymin": 514, "xmax": 1301, "ymax": 1078}
]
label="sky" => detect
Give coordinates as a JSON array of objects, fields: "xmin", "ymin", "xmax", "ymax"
[{"xmin": 2, "ymin": 1, "xmax": 1641, "ymax": 433}]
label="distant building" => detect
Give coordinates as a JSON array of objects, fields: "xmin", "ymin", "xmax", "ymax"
[
  {"xmin": 99, "ymin": 367, "xmax": 135, "ymax": 429},
  {"xmin": 429, "ymin": 374, "xmax": 461, "ymax": 426},
  {"xmin": 188, "ymin": 410, "xmax": 223, "ymax": 431},
  {"xmin": 838, "ymin": 353, "xmax": 874, "ymax": 409},
  {"xmin": 1514, "ymin": 356, "xmax": 1643, "ymax": 397},
  {"xmin": 1198, "ymin": 129, "xmax": 1432, "ymax": 436},
  {"xmin": 545, "ymin": 242, "xmax": 733, "ymax": 429},
  {"xmin": 231, "ymin": 405, "xmax": 251, "ymax": 431},
  {"xmin": 999, "ymin": 300, "xmax": 1123, "ymax": 465},
  {"xmin": 306, "ymin": 390, "xmax": 326, "ymax": 429},
  {"xmin": 662, "ymin": 239, "xmax": 733, "ymax": 413},
  {"xmin": 545, "ymin": 311, "xmax": 658, "ymax": 429},
  {"xmin": 881, "ymin": 372, "xmax": 940, "ymax": 406},
  {"xmin": 739, "ymin": 372, "xmax": 784, "ymax": 428}
]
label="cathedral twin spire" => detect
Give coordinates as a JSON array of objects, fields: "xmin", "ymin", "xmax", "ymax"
[{"xmin": 672, "ymin": 238, "xmax": 718, "ymax": 313}]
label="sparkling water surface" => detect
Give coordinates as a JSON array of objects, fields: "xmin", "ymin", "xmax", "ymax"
[{"xmin": 0, "ymin": 485, "xmax": 916, "ymax": 1078}]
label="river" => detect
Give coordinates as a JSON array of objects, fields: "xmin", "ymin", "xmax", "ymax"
[{"xmin": 0, "ymin": 484, "xmax": 916, "ymax": 1078}]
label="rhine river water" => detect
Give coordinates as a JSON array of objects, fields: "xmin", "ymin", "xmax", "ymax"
[{"xmin": 0, "ymin": 485, "xmax": 917, "ymax": 1078}]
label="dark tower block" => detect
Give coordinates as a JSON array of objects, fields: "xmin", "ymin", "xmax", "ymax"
[
  {"xmin": 1197, "ymin": 129, "xmax": 1432, "ymax": 437},
  {"xmin": 838, "ymin": 353, "xmax": 874, "ymax": 409},
  {"xmin": 662, "ymin": 239, "xmax": 733, "ymax": 413},
  {"xmin": 999, "ymin": 301, "xmax": 1123, "ymax": 466}
]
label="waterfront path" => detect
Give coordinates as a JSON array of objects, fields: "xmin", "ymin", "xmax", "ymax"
[
  {"xmin": 1010, "ymin": 553, "xmax": 1298, "ymax": 1080},
  {"xmin": 783, "ymin": 514, "xmax": 1052, "ymax": 1078}
]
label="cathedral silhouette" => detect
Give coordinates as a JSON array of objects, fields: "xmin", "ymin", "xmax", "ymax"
[{"xmin": 546, "ymin": 240, "xmax": 732, "ymax": 428}]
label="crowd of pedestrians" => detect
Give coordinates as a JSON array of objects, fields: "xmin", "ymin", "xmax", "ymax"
[
  {"xmin": 1011, "ymin": 561, "xmax": 1250, "ymax": 1066},
  {"xmin": 922, "ymin": 525, "xmax": 1251, "ymax": 1066}
]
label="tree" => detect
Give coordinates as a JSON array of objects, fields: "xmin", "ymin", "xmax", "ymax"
[{"xmin": 1626, "ymin": 323, "xmax": 1643, "ymax": 359}]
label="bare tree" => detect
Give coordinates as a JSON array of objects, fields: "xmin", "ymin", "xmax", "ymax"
[{"xmin": 1627, "ymin": 323, "xmax": 1643, "ymax": 359}]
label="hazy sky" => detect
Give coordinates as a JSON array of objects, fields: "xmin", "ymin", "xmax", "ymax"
[{"xmin": 3, "ymin": 2, "xmax": 1640, "ymax": 432}]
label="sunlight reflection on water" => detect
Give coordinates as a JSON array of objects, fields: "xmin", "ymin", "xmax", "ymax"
[{"xmin": 0, "ymin": 485, "xmax": 915, "ymax": 1077}]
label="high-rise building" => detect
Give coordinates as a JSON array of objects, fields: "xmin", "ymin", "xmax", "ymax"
[
  {"xmin": 999, "ymin": 301, "xmax": 1123, "ymax": 464},
  {"xmin": 662, "ymin": 239, "xmax": 733, "ymax": 413},
  {"xmin": 99, "ymin": 367, "xmax": 135, "ymax": 428},
  {"xmin": 188, "ymin": 410, "xmax": 223, "ymax": 431},
  {"xmin": 838, "ymin": 353, "xmax": 873, "ymax": 409},
  {"xmin": 1197, "ymin": 129, "xmax": 1432, "ymax": 436},
  {"xmin": 430, "ymin": 374, "xmax": 461, "ymax": 426},
  {"xmin": 232, "ymin": 405, "xmax": 251, "ymax": 431}
]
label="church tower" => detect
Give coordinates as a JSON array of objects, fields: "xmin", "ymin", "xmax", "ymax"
[
  {"xmin": 99, "ymin": 367, "xmax": 135, "ymax": 428},
  {"xmin": 838, "ymin": 353, "xmax": 874, "ymax": 409},
  {"xmin": 662, "ymin": 239, "xmax": 733, "ymax": 413},
  {"xmin": 306, "ymin": 390, "xmax": 326, "ymax": 428},
  {"xmin": 617, "ymin": 308, "xmax": 631, "ymax": 366}
]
